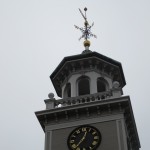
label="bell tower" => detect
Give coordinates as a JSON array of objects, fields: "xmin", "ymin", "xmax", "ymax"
[{"xmin": 35, "ymin": 8, "xmax": 140, "ymax": 150}]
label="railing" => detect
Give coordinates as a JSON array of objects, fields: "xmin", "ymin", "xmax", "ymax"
[{"xmin": 54, "ymin": 90, "xmax": 112, "ymax": 108}]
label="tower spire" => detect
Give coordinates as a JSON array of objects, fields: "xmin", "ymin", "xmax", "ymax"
[{"xmin": 75, "ymin": 7, "xmax": 97, "ymax": 51}]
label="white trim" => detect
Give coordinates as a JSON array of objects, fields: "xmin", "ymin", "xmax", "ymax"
[
  {"xmin": 45, "ymin": 131, "xmax": 52, "ymax": 150},
  {"xmin": 116, "ymin": 120, "xmax": 122, "ymax": 150},
  {"xmin": 45, "ymin": 113, "xmax": 124, "ymax": 131}
]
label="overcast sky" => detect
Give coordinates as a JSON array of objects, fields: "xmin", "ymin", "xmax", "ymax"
[{"xmin": 0, "ymin": 0, "xmax": 149, "ymax": 150}]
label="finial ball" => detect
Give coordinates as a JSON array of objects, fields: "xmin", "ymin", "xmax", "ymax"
[
  {"xmin": 84, "ymin": 40, "xmax": 90, "ymax": 47},
  {"xmin": 113, "ymin": 81, "xmax": 120, "ymax": 89},
  {"xmin": 48, "ymin": 93, "xmax": 54, "ymax": 99},
  {"xmin": 84, "ymin": 7, "xmax": 87, "ymax": 11}
]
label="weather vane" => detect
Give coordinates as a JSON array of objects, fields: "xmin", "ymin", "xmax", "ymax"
[{"xmin": 75, "ymin": 7, "xmax": 97, "ymax": 50}]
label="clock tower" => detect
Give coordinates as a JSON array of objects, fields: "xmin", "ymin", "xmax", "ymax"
[{"xmin": 35, "ymin": 8, "xmax": 140, "ymax": 150}]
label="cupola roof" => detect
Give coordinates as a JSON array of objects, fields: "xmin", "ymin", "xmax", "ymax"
[{"xmin": 50, "ymin": 51, "xmax": 126, "ymax": 97}]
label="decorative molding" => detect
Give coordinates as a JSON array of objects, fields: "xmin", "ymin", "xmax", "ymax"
[
  {"xmin": 52, "ymin": 55, "xmax": 124, "ymax": 97},
  {"xmin": 45, "ymin": 114, "xmax": 124, "ymax": 131}
]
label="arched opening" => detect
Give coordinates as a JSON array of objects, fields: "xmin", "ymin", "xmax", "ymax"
[
  {"xmin": 97, "ymin": 77, "xmax": 108, "ymax": 92},
  {"xmin": 63, "ymin": 83, "xmax": 71, "ymax": 98},
  {"xmin": 78, "ymin": 76, "xmax": 90, "ymax": 96}
]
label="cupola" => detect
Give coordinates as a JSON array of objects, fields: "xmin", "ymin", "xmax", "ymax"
[{"xmin": 50, "ymin": 51, "xmax": 126, "ymax": 98}]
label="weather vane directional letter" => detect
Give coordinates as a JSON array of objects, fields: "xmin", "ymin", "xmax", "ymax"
[{"xmin": 75, "ymin": 7, "xmax": 97, "ymax": 49}]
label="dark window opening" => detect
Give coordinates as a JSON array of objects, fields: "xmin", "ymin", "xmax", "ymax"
[
  {"xmin": 78, "ymin": 77, "xmax": 90, "ymax": 96},
  {"xmin": 97, "ymin": 78, "xmax": 106, "ymax": 92}
]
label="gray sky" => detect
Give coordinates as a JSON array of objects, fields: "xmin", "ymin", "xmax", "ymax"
[{"xmin": 0, "ymin": 0, "xmax": 149, "ymax": 150}]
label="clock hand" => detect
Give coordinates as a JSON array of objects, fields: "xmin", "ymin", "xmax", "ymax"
[{"xmin": 75, "ymin": 131, "xmax": 87, "ymax": 148}]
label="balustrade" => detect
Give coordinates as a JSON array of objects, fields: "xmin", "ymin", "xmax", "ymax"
[{"xmin": 54, "ymin": 90, "xmax": 112, "ymax": 108}]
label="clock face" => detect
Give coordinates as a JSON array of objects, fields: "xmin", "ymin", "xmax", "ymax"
[{"xmin": 67, "ymin": 125, "xmax": 101, "ymax": 150}]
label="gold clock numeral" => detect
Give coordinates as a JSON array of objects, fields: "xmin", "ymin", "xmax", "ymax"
[
  {"xmin": 70, "ymin": 140, "xmax": 75, "ymax": 144},
  {"xmin": 72, "ymin": 144, "xmax": 76, "ymax": 148},
  {"xmin": 82, "ymin": 127, "xmax": 87, "ymax": 132},
  {"xmin": 76, "ymin": 130, "xmax": 80, "ymax": 134},
  {"xmin": 94, "ymin": 136, "xmax": 99, "ymax": 139},
  {"xmin": 92, "ymin": 141, "xmax": 97, "ymax": 145},
  {"xmin": 71, "ymin": 134, "xmax": 76, "ymax": 138},
  {"xmin": 92, "ymin": 131, "xmax": 96, "ymax": 135}
]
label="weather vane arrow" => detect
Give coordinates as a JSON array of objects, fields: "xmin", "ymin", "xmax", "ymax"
[{"xmin": 74, "ymin": 7, "xmax": 97, "ymax": 50}]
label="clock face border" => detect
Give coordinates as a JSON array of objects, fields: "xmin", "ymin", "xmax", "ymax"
[{"xmin": 67, "ymin": 125, "xmax": 101, "ymax": 150}]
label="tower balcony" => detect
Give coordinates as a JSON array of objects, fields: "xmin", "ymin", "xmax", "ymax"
[{"xmin": 45, "ymin": 88, "xmax": 122, "ymax": 109}]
